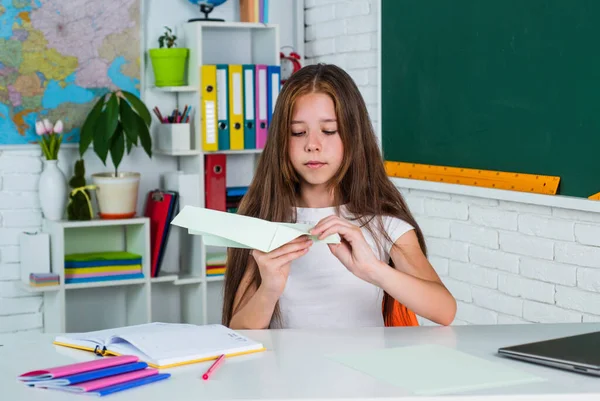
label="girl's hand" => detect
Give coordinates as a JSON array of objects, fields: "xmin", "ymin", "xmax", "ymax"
[
  {"xmin": 310, "ymin": 216, "xmax": 379, "ymax": 283},
  {"xmin": 251, "ymin": 236, "xmax": 313, "ymax": 297}
]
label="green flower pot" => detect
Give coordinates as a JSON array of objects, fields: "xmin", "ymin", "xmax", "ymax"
[{"xmin": 149, "ymin": 48, "xmax": 189, "ymax": 87}]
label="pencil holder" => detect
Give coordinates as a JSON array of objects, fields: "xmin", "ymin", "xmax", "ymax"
[{"xmin": 157, "ymin": 123, "xmax": 191, "ymax": 151}]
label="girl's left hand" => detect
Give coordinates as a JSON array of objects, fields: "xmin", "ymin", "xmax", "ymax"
[{"xmin": 310, "ymin": 216, "xmax": 379, "ymax": 283}]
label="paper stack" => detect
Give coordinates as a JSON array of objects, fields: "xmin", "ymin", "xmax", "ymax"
[
  {"xmin": 206, "ymin": 252, "xmax": 226, "ymax": 278},
  {"xmin": 64, "ymin": 251, "xmax": 143, "ymax": 284}
]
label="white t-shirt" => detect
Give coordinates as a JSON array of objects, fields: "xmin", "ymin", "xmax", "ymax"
[{"xmin": 275, "ymin": 205, "xmax": 414, "ymax": 329}]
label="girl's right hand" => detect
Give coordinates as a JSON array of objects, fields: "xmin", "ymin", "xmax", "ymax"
[{"xmin": 251, "ymin": 236, "xmax": 313, "ymax": 297}]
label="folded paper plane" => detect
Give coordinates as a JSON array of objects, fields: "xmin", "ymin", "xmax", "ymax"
[{"xmin": 170, "ymin": 206, "xmax": 341, "ymax": 252}]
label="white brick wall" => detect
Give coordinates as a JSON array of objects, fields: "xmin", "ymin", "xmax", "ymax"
[
  {"xmin": 304, "ymin": 0, "xmax": 379, "ymax": 130},
  {"xmin": 407, "ymin": 189, "xmax": 600, "ymax": 326},
  {"xmin": 0, "ymin": 149, "xmax": 44, "ymax": 334}
]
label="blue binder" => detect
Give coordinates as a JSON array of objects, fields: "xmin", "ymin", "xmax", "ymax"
[{"xmin": 267, "ymin": 65, "xmax": 281, "ymax": 127}]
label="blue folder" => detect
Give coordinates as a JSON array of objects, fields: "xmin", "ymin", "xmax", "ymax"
[
  {"xmin": 34, "ymin": 362, "xmax": 148, "ymax": 387},
  {"xmin": 64, "ymin": 273, "xmax": 144, "ymax": 284},
  {"xmin": 90, "ymin": 373, "xmax": 171, "ymax": 397}
]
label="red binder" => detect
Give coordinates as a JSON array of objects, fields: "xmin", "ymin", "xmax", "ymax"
[
  {"xmin": 144, "ymin": 190, "xmax": 177, "ymax": 277},
  {"xmin": 205, "ymin": 154, "xmax": 226, "ymax": 211}
]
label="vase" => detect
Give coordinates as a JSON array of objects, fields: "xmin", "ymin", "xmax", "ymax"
[{"xmin": 39, "ymin": 160, "xmax": 67, "ymax": 221}]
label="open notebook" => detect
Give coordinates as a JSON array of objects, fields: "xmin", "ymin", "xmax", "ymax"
[{"xmin": 53, "ymin": 323, "xmax": 265, "ymax": 369}]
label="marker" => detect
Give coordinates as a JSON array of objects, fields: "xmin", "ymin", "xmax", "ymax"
[{"xmin": 202, "ymin": 354, "xmax": 225, "ymax": 380}]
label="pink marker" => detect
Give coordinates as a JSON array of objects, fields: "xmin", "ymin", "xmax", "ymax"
[{"xmin": 202, "ymin": 354, "xmax": 225, "ymax": 381}]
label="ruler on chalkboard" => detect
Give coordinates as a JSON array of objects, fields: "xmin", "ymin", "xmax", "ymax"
[{"xmin": 384, "ymin": 161, "xmax": 560, "ymax": 195}]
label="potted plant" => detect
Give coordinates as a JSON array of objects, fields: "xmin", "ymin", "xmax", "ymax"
[
  {"xmin": 149, "ymin": 26, "xmax": 189, "ymax": 87},
  {"xmin": 79, "ymin": 90, "xmax": 152, "ymax": 219}
]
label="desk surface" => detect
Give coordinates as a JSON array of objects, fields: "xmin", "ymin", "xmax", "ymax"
[{"xmin": 2, "ymin": 323, "xmax": 600, "ymax": 401}]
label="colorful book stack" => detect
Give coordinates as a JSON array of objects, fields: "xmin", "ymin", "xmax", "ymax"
[
  {"xmin": 29, "ymin": 272, "xmax": 59, "ymax": 287},
  {"xmin": 226, "ymin": 186, "xmax": 248, "ymax": 213},
  {"xmin": 64, "ymin": 251, "xmax": 143, "ymax": 284},
  {"xmin": 18, "ymin": 355, "xmax": 170, "ymax": 396},
  {"xmin": 207, "ymin": 252, "xmax": 226, "ymax": 278}
]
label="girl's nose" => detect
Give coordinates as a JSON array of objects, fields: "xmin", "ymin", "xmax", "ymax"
[{"xmin": 305, "ymin": 132, "xmax": 321, "ymax": 152}]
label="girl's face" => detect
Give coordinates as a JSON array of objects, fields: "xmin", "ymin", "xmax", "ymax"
[{"xmin": 288, "ymin": 92, "xmax": 344, "ymax": 190}]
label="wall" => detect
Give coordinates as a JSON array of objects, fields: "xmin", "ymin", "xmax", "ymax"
[
  {"xmin": 0, "ymin": 0, "xmax": 303, "ymax": 338},
  {"xmin": 304, "ymin": 0, "xmax": 600, "ymax": 326},
  {"xmin": 304, "ymin": 0, "xmax": 379, "ymax": 134}
]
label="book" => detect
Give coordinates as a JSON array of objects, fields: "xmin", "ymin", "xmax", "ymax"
[
  {"xmin": 52, "ymin": 322, "xmax": 266, "ymax": 369},
  {"xmin": 171, "ymin": 205, "xmax": 341, "ymax": 252},
  {"xmin": 65, "ymin": 251, "xmax": 142, "ymax": 268}
]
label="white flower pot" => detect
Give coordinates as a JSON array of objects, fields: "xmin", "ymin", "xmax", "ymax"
[
  {"xmin": 92, "ymin": 172, "xmax": 141, "ymax": 219},
  {"xmin": 39, "ymin": 160, "xmax": 67, "ymax": 220}
]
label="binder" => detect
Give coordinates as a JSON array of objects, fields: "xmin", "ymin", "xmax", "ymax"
[
  {"xmin": 242, "ymin": 64, "xmax": 256, "ymax": 149},
  {"xmin": 216, "ymin": 64, "xmax": 230, "ymax": 150},
  {"xmin": 205, "ymin": 154, "xmax": 226, "ymax": 211},
  {"xmin": 267, "ymin": 65, "xmax": 281, "ymax": 127},
  {"xmin": 255, "ymin": 64, "xmax": 268, "ymax": 148},
  {"xmin": 229, "ymin": 64, "xmax": 245, "ymax": 150},
  {"xmin": 144, "ymin": 190, "xmax": 178, "ymax": 277},
  {"xmin": 201, "ymin": 65, "xmax": 218, "ymax": 151}
]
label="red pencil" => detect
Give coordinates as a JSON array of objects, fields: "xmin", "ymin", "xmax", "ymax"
[{"xmin": 202, "ymin": 354, "xmax": 225, "ymax": 380}]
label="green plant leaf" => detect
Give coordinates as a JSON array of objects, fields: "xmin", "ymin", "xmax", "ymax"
[
  {"xmin": 121, "ymin": 91, "xmax": 152, "ymax": 126},
  {"xmin": 125, "ymin": 130, "xmax": 134, "ymax": 153},
  {"xmin": 79, "ymin": 95, "xmax": 105, "ymax": 156},
  {"xmin": 93, "ymin": 117, "xmax": 110, "ymax": 164},
  {"xmin": 138, "ymin": 123, "xmax": 152, "ymax": 158},
  {"xmin": 103, "ymin": 93, "xmax": 119, "ymax": 142},
  {"xmin": 109, "ymin": 123, "xmax": 125, "ymax": 173},
  {"xmin": 119, "ymin": 99, "xmax": 139, "ymax": 148}
]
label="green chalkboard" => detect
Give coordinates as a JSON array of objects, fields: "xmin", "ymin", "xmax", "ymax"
[{"xmin": 381, "ymin": 0, "xmax": 600, "ymax": 198}]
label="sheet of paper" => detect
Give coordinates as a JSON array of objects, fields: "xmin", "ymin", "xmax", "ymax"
[
  {"xmin": 171, "ymin": 206, "xmax": 340, "ymax": 252},
  {"xmin": 326, "ymin": 344, "xmax": 546, "ymax": 396}
]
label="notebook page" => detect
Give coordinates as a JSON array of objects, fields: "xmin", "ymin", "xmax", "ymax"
[{"xmin": 106, "ymin": 324, "xmax": 263, "ymax": 366}]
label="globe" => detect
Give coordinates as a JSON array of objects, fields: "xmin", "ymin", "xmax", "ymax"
[{"xmin": 187, "ymin": 0, "xmax": 229, "ymax": 22}]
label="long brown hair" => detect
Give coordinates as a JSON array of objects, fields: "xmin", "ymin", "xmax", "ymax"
[{"xmin": 221, "ymin": 63, "xmax": 426, "ymax": 327}]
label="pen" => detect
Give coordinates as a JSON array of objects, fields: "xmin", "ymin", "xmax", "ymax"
[{"xmin": 202, "ymin": 354, "xmax": 225, "ymax": 380}]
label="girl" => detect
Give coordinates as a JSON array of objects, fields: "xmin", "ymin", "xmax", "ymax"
[{"xmin": 222, "ymin": 64, "xmax": 456, "ymax": 329}]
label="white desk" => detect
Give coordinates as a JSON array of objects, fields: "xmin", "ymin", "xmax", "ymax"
[{"xmin": 2, "ymin": 323, "xmax": 600, "ymax": 400}]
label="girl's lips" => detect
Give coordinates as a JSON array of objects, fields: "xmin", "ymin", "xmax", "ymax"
[{"xmin": 305, "ymin": 162, "xmax": 326, "ymax": 169}]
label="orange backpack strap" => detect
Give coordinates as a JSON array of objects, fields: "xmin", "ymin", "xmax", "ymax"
[{"xmin": 382, "ymin": 298, "xmax": 419, "ymax": 327}]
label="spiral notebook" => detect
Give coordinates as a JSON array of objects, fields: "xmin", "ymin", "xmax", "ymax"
[{"xmin": 52, "ymin": 322, "xmax": 266, "ymax": 369}]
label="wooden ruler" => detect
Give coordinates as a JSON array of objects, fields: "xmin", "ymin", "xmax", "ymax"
[
  {"xmin": 384, "ymin": 161, "xmax": 560, "ymax": 195},
  {"xmin": 588, "ymin": 192, "xmax": 600, "ymax": 201}
]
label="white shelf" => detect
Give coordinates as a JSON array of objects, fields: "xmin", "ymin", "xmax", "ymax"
[
  {"xmin": 47, "ymin": 218, "xmax": 147, "ymax": 228},
  {"xmin": 151, "ymin": 274, "xmax": 179, "ymax": 283},
  {"xmin": 206, "ymin": 276, "xmax": 225, "ymax": 282},
  {"xmin": 155, "ymin": 148, "xmax": 263, "ymax": 156},
  {"xmin": 64, "ymin": 278, "xmax": 146, "ymax": 290},
  {"xmin": 151, "ymin": 85, "xmax": 197, "ymax": 92},
  {"xmin": 173, "ymin": 275, "xmax": 204, "ymax": 285}
]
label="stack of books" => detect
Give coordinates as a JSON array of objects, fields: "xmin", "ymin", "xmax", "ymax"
[
  {"xmin": 64, "ymin": 251, "xmax": 143, "ymax": 284},
  {"xmin": 206, "ymin": 252, "xmax": 226, "ymax": 278},
  {"xmin": 18, "ymin": 355, "xmax": 169, "ymax": 396},
  {"xmin": 226, "ymin": 186, "xmax": 248, "ymax": 213},
  {"xmin": 29, "ymin": 272, "xmax": 59, "ymax": 287}
]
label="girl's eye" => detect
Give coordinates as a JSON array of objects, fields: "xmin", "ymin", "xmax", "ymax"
[
  {"xmin": 323, "ymin": 130, "xmax": 338, "ymax": 135},
  {"xmin": 291, "ymin": 131, "xmax": 305, "ymax": 136}
]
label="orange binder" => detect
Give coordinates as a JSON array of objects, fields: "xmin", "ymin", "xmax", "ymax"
[{"xmin": 205, "ymin": 154, "xmax": 226, "ymax": 212}]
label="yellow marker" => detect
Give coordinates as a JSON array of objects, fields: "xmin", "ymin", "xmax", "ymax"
[{"xmin": 385, "ymin": 161, "xmax": 560, "ymax": 195}]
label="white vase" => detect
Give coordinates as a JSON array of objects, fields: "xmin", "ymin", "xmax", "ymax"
[{"xmin": 39, "ymin": 160, "xmax": 67, "ymax": 221}]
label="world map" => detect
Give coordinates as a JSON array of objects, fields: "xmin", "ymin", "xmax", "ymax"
[{"xmin": 0, "ymin": 0, "xmax": 140, "ymax": 145}]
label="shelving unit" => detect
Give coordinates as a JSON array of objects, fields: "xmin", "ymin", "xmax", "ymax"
[
  {"xmin": 148, "ymin": 21, "xmax": 280, "ymax": 326},
  {"xmin": 22, "ymin": 218, "xmax": 151, "ymax": 333}
]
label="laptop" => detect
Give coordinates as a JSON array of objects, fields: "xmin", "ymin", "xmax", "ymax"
[{"xmin": 497, "ymin": 331, "xmax": 600, "ymax": 376}]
